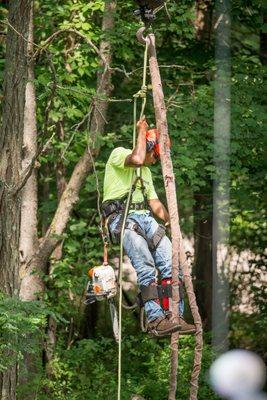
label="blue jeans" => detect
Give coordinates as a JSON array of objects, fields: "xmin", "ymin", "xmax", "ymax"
[{"xmin": 109, "ymin": 212, "xmax": 184, "ymax": 322}]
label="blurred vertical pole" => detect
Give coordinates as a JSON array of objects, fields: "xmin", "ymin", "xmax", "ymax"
[{"xmin": 212, "ymin": 0, "xmax": 231, "ymax": 352}]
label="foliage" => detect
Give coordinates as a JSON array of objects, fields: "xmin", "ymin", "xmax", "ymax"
[
  {"xmin": 19, "ymin": 332, "xmax": 218, "ymax": 400},
  {"xmin": 0, "ymin": 0, "xmax": 266, "ymax": 397},
  {"xmin": 230, "ymin": 311, "xmax": 267, "ymax": 359},
  {"xmin": 0, "ymin": 294, "xmax": 47, "ymax": 371}
]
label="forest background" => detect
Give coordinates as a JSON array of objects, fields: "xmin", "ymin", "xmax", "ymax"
[{"xmin": 0, "ymin": 0, "xmax": 266, "ymax": 399}]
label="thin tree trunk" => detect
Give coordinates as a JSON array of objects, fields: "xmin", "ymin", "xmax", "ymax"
[
  {"xmin": 260, "ymin": 12, "xmax": 267, "ymax": 65},
  {"xmin": 45, "ymin": 121, "xmax": 66, "ymax": 371},
  {"xmin": 17, "ymin": 6, "xmax": 42, "ymax": 394},
  {"xmin": 0, "ymin": 1, "xmax": 33, "ymax": 399},
  {"xmin": 41, "ymin": 163, "xmax": 51, "ymax": 236},
  {"xmin": 19, "ymin": 3, "xmax": 40, "ymax": 301},
  {"xmin": 137, "ymin": 28, "xmax": 203, "ymax": 400},
  {"xmin": 52, "ymin": 121, "xmax": 67, "ymax": 261},
  {"xmin": 195, "ymin": 0, "xmax": 213, "ymax": 46},
  {"xmin": 146, "ymin": 34, "xmax": 181, "ymax": 400},
  {"xmin": 193, "ymin": 0, "xmax": 214, "ymax": 332},
  {"xmin": 193, "ymin": 191, "xmax": 213, "ymax": 330},
  {"xmin": 90, "ymin": 0, "xmax": 116, "ymax": 143}
]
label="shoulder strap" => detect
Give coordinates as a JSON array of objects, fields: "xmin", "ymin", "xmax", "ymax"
[{"xmin": 132, "ymin": 168, "xmax": 150, "ymax": 209}]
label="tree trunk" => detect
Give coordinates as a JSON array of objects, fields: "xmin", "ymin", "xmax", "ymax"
[
  {"xmin": 136, "ymin": 28, "xmax": 203, "ymax": 400},
  {"xmin": 19, "ymin": 3, "xmax": 40, "ymax": 301},
  {"xmin": 90, "ymin": 0, "xmax": 115, "ymax": 145},
  {"xmin": 193, "ymin": 0, "xmax": 214, "ymax": 332},
  {"xmin": 195, "ymin": 0, "xmax": 213, "ymax": 46},
  {"xmin": 193, "ymin": 190, "xmax": 213, "ymax": 330},
  {"xmin": 45, "ymin": 121, "xmax": 67, "ymax": 371},
  {"xmin": 212, "ymin": 0, "xmax": 231, "ymax": 353},
  {"xmin": 0, "ymin": 1, "xmax": 33, "ymax": 399},
  {"xmin": 260, "ymin": 11, "xmax": 267, "ymax": 65}
]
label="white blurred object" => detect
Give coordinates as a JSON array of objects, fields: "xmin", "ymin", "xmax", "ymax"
[
  {"xmin": 237, "ymin": 395, "xmax": 267, "ymax": 400},
  {"xmin": 209, "ymin": 349, "xmax": 266, "ymax": 399}
]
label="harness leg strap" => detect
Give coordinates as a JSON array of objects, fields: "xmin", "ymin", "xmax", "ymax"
[
  {"xmin": 151, "ymin": 224, "xmax": 166, "ymax": 250},
  {"xmin": 137, "ymin": 282, "xmax": 173, "ymax": 308},
  {"xmin": 140, "ymin": 284, "xmax": 159, "ymax": 303},
  {"xmin": 137, "ymin": 284, "xmax": 159, "ymax": 308},
  {"xmin": 125, "ymin": 220, "xmax": 166, "ymax": 252}
]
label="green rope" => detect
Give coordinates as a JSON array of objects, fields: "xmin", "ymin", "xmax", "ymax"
[{"xmin": 117, "ymin": 39, "xmax": 149, "ymax": 400}]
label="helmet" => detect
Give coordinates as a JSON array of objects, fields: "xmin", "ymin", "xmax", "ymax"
[
  {"xmin": 146, "ymin": 129, "xmax": 171, "ymax": 158},
  {"xmin": 146, "ymin": 129, "xmax": 160, "ymax": 157}
]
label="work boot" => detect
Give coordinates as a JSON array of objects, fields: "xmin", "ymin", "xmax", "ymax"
[
  {"xmin": 165, "ymin": 314, "xmax": 196, "ymax": 335},
  {"xmin": 147, "ymin": 315, "xmax": 181, "ymax": 337},
  {"xmin": 179, "ymin": 317, "xmax": 196, "ymax": 335}
]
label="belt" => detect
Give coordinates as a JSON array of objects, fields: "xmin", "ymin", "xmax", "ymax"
[{"xmin": 129, "ymin": 202, "xmax": 146, "ymax": 211}]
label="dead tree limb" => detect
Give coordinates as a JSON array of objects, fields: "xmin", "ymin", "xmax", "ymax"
[{"xmin": 137, "ymin": 27, "xmax": 203, "ymax": 400}]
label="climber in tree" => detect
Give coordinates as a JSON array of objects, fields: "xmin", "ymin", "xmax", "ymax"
[{"xmin": 101, "ymin": 117, "xmax": 196, "ymax": 337}]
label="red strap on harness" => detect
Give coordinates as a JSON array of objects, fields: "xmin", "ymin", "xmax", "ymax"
[{"xmin": 161, "ymin": 278, "xmax": 172, "ymax": 311}]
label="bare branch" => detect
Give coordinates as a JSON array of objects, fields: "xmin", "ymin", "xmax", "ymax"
[
  {"xmin": 166, "ymin": 86, "xmax": 180, "ymax": 110},
  {"xmin": 33, "ymin": 28, "xmax": 107, "ymax": 66},
  {"xmin": 56, "ymin": 83, "xmax": 133, "ymax": 102},
  {"xmin": 1, "ymin": 20, "xmax": 41, "ymax": 49},
  {"xmin": 128, "ymin": 64, "xmax": 186, "ymax": 76},
  {"xmin": 61, "ymin": 104, "xmax": 94, "ymax": 159}
]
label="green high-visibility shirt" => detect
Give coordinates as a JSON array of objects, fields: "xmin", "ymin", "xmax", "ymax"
[{"xmin": 103, "ymin": 147, "xmax": 158, "ymax": 208}]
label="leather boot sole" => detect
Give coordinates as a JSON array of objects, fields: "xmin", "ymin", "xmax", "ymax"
[
  {"xmin": 179, "ymin": 327, "xmax": 196, "ymax": 335},
  {"xmin": 148, "ymin": 323, "xmax": 181, "ymax": 338}
]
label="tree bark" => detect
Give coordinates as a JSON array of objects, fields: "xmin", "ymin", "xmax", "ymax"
[
  {"xmin": 193, "ymin": 0, "xmax": 214, "ymax": 332},
  {"xmin": 147, "ymin": 34, "xmax": 181, "ymax": 400},
  {"xmin": 0, "ymin": 1, "xmax": 33, "ymax": 398},
  {"xmin": 19, "ymin": 3, "xmax": 40, "ymax": 301},
  {"xmin": 137, "ymin": 28, "xmax": 203, "ymax": 400},
  {"xmin": 45, "ymin": 121, "xmax": 67, "ymax": 371},
  {"xmin": 18, "ymin": 7, "xmax": 40, "ymax": 390},
  {"xmin": 90, "ymin": 0, "xmax": 115, "ymax": 144},
  {"xmin": 195, "ymin": 0, "xmax": 213, "ymax": 46},
  {"xmin": 193, "ymin": 190, "xmax": 213, "ymax": 330}
]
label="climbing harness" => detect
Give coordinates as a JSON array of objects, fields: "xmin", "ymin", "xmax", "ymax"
[
  {"xmin": 84, "ymin": 33, "xmax": 152, "ymax": 350},
  {"xmin": 101, "ymin": 188, "xmax": 166, "ymax": 250}
]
